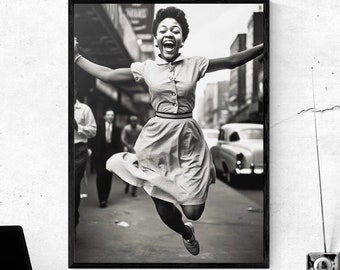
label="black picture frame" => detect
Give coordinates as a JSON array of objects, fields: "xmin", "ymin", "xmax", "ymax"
[{"xmin": 69, "ymin": 0, "xmax": 269, "ymax": 268}]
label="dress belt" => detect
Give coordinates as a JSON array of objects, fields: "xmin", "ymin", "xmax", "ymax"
[{"xmin": 155, "ymin": 111, "xmax": 193, "ymax": 119}]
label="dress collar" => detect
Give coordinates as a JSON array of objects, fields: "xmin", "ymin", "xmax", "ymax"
[{"xmin": 155, "ymin": 54, "xmax": 185, "ymax": 65}]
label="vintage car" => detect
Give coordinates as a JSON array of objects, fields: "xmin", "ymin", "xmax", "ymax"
[
  {"xmin": 210, "ymin": 123, "xmax": 264, "ymax": 185},
  {"xmin": 202, "ymin": 128, "xmax": 220, "ymax": 149}
]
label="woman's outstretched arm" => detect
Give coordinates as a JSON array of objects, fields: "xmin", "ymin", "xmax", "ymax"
[
  {"xmin": 75, "ymin": 57, "xmax": 134, "ymax": 83},
  {"xmin": 74, "ymin": 38, "xmax": 134, "ymax": 83},
  {"xmin": 206, "ymin": 43, "xmax": 263, "ymax": 73}
]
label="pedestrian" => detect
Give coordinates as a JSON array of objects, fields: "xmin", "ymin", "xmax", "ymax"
[
  {"xmin": 74, "ymin": 83, "xmax": 97, "ymax": 230},
  {"xmin": 74, "ymin": 6, "xmax": 263, "ymax": 255},
  {"xmin": 121, "ymin": 115, "xmax": 143, "ymax": 197},
  {"xmin": 93, "ymin": 108, "xmax": 123, "ymax": 208}
]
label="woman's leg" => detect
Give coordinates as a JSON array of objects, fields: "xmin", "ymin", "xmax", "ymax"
[
  {"xmin": 151, "ymin": 197, "xmax": 191, "ymax": 239},
  {"xmin": 181, "ymin": 204, "xmax": 205, "ymax": 221}
]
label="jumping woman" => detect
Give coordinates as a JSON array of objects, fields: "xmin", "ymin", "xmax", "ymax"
[{"xmin": 74, "ymin": 6, "xmax": 263, "ymax": 255}]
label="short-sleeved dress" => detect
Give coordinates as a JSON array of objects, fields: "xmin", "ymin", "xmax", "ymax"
[{"xmin": 106, "ymin": 54, "xmax": 216, "ymax": 205}]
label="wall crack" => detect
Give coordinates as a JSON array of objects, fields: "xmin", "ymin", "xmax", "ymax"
[{"xmin": 297, "ymin": 105, "xmax": 340, "ymax": 115}]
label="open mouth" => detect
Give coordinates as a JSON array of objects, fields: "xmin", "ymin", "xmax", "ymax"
[{"xmin": 162, "ymin": 40, "xmax": 176, "ymax": 52}]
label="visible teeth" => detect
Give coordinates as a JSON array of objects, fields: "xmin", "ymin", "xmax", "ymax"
[
  {"xmin": 164, "ymin": 41, "xmax": 174, "ymax": 45},
  {"xmin": 163, "ymin": 40, "xmax": 175, "ymax": 52}
]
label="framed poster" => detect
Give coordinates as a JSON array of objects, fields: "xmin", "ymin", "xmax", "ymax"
[{"xmin": 69, "ymin": 0, "xmax": 269, "ymax": 268}]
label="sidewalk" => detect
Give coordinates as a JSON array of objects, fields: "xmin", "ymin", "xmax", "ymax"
[{"xmin": 75, "ymin": 172, "xmax": 264, "ymax": 264}]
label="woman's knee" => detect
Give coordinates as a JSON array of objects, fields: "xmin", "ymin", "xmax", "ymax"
[{"xmin": 181, "ymin": 204, "xmax": 205, "ymax": 221}]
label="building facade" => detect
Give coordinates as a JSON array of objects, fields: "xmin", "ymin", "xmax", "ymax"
[
  {"xmin": 198, "ymin": 81, "xmax": 229, "ymax": 128},
  {"xmin": 228, "ymin": 11, "xmax": 264, "ymax": 124},
  {"xmin": 229, "ymin": 34, "xmax": 247, "ymax": 113}
]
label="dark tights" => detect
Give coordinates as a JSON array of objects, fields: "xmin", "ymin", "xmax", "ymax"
[{"xmin": 151, "ymin": 197, "xmax": 205, "ymax": 239}]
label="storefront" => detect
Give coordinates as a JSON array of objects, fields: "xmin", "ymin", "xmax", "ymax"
[{"xmin": 73, "ymin": 3, "xmax": 154, "ymax": 126}]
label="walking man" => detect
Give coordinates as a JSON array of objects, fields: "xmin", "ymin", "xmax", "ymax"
[
  {"xmin": 93, "ymin": 108, "xmax": 123, "ymax": 207},
  {"xmin": 74, "ymin": 84, "xmax": 97, "ymax": 228}
]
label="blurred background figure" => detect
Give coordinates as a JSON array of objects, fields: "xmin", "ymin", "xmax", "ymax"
[
  {"xmin": 121, "ymin": 115, "xmax": 143, "ymax": 197},
  {"xmin": 80, "ymin": 148, "xmax": 92, "ymax": 199},
  {"xmin": 74, "ymin": 82, "xmax": 97, "ymax": 228},
  {"xmin": 93, "ymin": 108, "xmax": 123, "ymax": 208}
]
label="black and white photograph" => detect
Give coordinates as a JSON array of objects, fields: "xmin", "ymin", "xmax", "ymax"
[
  {"xmin": 71, "ymin": 1, "xmax": 269, "ymax": 267},
  {"xmin": 3, "ymin": 0, "xmax": 340, "ymax": 269}
]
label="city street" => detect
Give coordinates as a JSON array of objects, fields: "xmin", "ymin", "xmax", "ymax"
[{"xmin": 74, "ymin": 172, "xmax": 265, "ymax": 265}]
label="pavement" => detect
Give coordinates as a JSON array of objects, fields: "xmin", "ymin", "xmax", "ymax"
[{"xmin": 74, "ymin": 172, "xmax": 264, "ymax": 265}]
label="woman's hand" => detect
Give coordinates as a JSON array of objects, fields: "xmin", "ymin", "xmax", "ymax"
[{"xmin": 74, "ymin": 37, "xmax": 81, "ymax": 62}]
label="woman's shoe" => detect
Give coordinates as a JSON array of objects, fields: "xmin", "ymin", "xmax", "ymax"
[{"xmin": 182, "ymin": 222, "xmax": 200, "ymax": 255}]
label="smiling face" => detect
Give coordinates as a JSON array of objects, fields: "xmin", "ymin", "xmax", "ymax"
[{"xmin": 156, "ymin": 18, "xmax": 183, "ymax": 62}]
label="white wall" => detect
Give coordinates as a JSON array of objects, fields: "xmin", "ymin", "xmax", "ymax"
[{"xmin": 0, "ymin": 0, "xmax": 339, "ymax": 269}]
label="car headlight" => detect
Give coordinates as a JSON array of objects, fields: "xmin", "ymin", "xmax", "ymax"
[
  {"xmin": 236, "ymin": 153, "xmax": 244, "ymax": 169},
  {"xmin": 250, "ymin": 163, "xmax": 255, "ymax": 173}
]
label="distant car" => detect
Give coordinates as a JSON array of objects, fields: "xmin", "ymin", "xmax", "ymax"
[
  {"xmin": 202, "ymin": 128, "xmax": 219, "ymax": 149},
  {"xmin": 210, "ymin": 123, "xmax": 264, "ymax": 185}
]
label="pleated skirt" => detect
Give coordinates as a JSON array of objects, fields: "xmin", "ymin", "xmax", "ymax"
[{"xmin": 106, "ymin": 115, "xmax": 215, "ymax": 205}]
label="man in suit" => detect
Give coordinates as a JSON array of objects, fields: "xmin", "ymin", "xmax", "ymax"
[{"xmin": 93, "ymin": 108, "xmax": 123, "ymax": 208}]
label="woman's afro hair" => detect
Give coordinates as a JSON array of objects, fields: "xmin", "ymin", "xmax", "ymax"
[{"xmin": 152, "ymin": 7, "xmax": 189, "ymax": 42}]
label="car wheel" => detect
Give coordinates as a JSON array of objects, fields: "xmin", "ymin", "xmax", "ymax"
[
  {"xmin": 222, "ymin": 164, "xmax": 233, "ymax": 186},
  {"xmin": 225, "ymin": 172, "xmax": 233, "ymax": 186}
]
